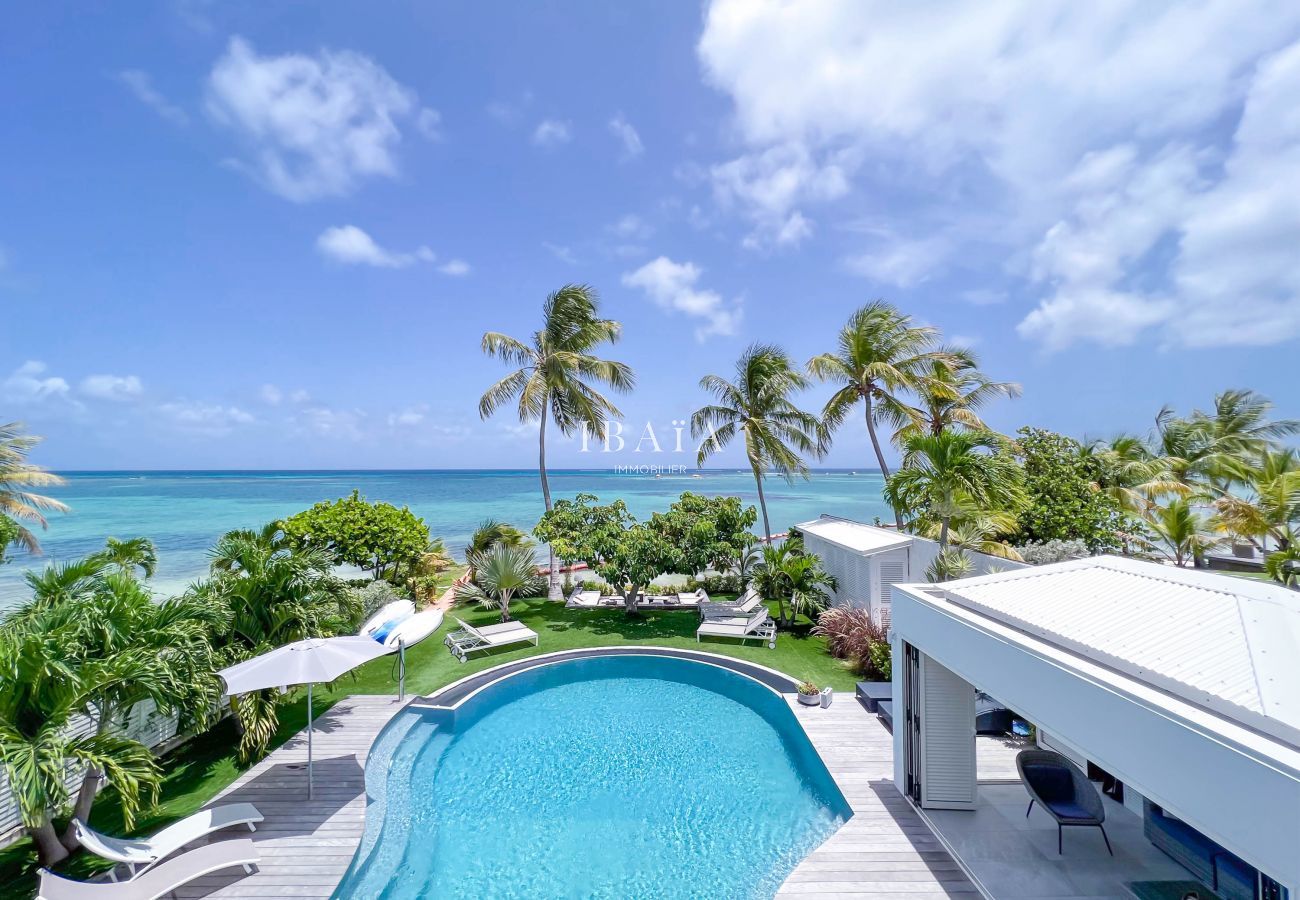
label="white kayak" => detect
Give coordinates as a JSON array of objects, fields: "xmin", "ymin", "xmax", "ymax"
[{"xmin": 382, "ymin": 608, "xmax": 444, "ymax": 649}]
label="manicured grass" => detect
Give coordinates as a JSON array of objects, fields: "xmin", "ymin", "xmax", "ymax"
[{"xmin": 0, "ymin": 596, "xmax": 854, "ymax": 893}]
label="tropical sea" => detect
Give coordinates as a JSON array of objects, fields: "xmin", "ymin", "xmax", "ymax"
[{"xmin": 1, "ymin": 469, "xmax": 890, "ymax": 610}]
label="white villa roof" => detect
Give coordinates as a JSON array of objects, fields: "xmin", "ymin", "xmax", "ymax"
[
  {"xmin": 939, "ymin": 555, "xmax": 1300, "ymax": 749},
  {"xmin": 796, "ymin": 518, "xmax": 912, "ymax": 556}
]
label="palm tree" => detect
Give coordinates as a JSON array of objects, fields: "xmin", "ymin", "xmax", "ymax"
[
  {"xmin": 694, "ymin": 344, "xmax": 824, "ymax": 542},
  {"xmin": 893, "ymin": 346, "xmax": 1020, "ymax": 442},
  {"xmin": 808, "ymin": 302, "xmax": 949, "ymax": 528},
  {"xmin": 479, "ymin": 285, "xmax": 634, "ymax": 599},
  {"xmin": 883, "ymin": 430, "xmax": 1025, "ymax": 548},
  {"xmin": 0, "ymin": 421, "xmax": 68, "ymax": 555},
  {"xmin": 454, "ymin": 544, "xmax": 543, "ymax": 622},
  {"xmin": 197, "ymin": 525, "xmax": 355, "ymax": 761},
  {"xmin": 917, "ymin": 505, "xmax": 1024, "ymax": 561},
  {"xmin": 1265, "ymin": 544, "xmax": 1300, "ymax": 587},
  {"xmin": 1148, "ymin": 498, "xmax": 1219, "ymax": 567},
  {"xmin": 750, "ymin": 539, "xmax": 836, "ymax": 625},
  {"xmin": 1212, "ymin": 450, "xmax": 1300, "ymax": 555},
  {"xmin": 1087, "ymin": 434, "xmax": 1185, "ymax": 515},
  {"xmin": 464, "ymin": 519, "xmax": 531, "ymax": 584},
  {"xmin": 0, "ymin": 605, "xmax": 161, "ymax": 865},
  {"xmin": 94, "ymin": 536, "xmax": 159, "ymax": 578},
  {"xmin": 39, "ymin": 572, "xmax": 224, "ymax": 846}
]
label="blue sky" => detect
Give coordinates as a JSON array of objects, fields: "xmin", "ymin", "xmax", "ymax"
[{"xmin": 3, "ymin": 1, "xmax": 1298, "ymax": 471}]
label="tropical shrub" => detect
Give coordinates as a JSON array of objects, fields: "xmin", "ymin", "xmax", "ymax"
[
  {"xmin": 813, "ymin": 607, "xmax": 890, "ymax": 680},
  {"xmin": 454, "ymin": 544, "xmax": 544, "ymax": 621},
  {"xmin": 1014, "ymin": 427, "xmax": 1127, "ymax": 553},
  {"xmin": 196, "ymin": 524, "xmax": 358, "ymax": 761},
  {"xmin": 797, "ymin": 679, "xmax": 820, "ymax": 697},
  {"xmin": 926, "ymin": 548, "xmax": 974, "ymax": 582},
  {"xmin": 1016, "ymin": 538, "xmax": 1090, "ymax": 565},
  {"xmin": 684, "ymin": 573, "xmax": 743, "ymax": 595},
  {"xmin": 282, "ymin": 490, "xmax": 430, "ymax": 583},
  {"xmin": 355, "ymin": 579, "xmax": 410, "ymax": 620}
]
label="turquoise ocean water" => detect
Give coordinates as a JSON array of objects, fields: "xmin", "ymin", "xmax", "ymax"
[{"xmin": 1, "ymin": 469, "xmax": 889, "ymax": 610}]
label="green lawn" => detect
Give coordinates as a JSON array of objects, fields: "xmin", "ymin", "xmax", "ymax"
[{"xmin": 0, "ymin": 596, "xmax": 855, "ymax": 895}]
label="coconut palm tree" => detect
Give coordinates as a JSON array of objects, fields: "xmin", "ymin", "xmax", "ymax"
[
  {"xmin": 479, "ymin": 285, "xmax": 634, "ymax": 599},
  {"xmin": 694, "ymin": 344, "xmax": 824, "ymax": 543},
  {"xmin": 1148, "ymin": 498, "xmax": 1219, "ymax": 567},
  {"xmin": 808, "ymin": 302, "xmax": 950, "ymax": 528},
  {"xmin": 893, "ymin": 346, "xmax": 1021, "ymax": 442},
  {"xmin": 884, "ymin": 430, "xmax": 1025, "ymax": 548},
  {"xmin": 94, "ymin": 536, "xmax": 159, "ymax": 579},
  {"xmin": 1212, "ymin": 450, "xmax": 1300, "ymax": 555},
  {"xmin": 454, "ymin": 544, "xmax": 543, "ymax": 622},
  {"xmin": 1087, "ymin": 434, "xmax": 1185, "ymax": 515},
  {"xmin": 0, "ymin": 605, "xmax": 161, "ymax": 865},
  {"xmin": 0, "ymin": 421, "xmax": 68, "ymax": 556}
]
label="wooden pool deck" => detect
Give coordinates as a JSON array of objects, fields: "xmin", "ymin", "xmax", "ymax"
[
  {"xmin": 173, "ymin": 694, "xmax": 403, "ymax": 899},
  {"xmin": 779, "ymin": 697, "xmax": 978, "ymax": 898}
]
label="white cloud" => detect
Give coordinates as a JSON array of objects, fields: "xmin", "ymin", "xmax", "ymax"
[
  {"xmin": 158, "ymin": 401, "xmax": 254, "ymax": 435},
  {"xmin": 416, "ymin": 107, "xmax": 442, "ymax": 141},
  {"xmin": 206, "ymin": 37, "xmax": 422, "ymax": 201},
  {"xmin": 79, "ymin": 374, "xmax": 143, "ymax": 401},
  {"xmin": 532, "ymin": 119, "xmax": 572, "ymax": 147},
  {"xmin": 387, "ymin": 405, "xmax": 427, "ymax": 427},
  {"xmin": 610, "ymin": 214, "xmax": 653, "ymax": 240},
  {"xmin": 710, "ymin": 143, "xmax": 848, "ymax": 248},
  {"xmin": 293, "ymin": 406, "xmax": 366, "ymax": 441},
  {"xmin": 542, "ymin": 242, "xmax": 578, "ymax": 264},
  {"xmin": 117, "ymin": 69, "xmax": 189, "ymax": 125},
  {"xmin": 622, "ymin": 256, "xmax": 742, "ymax": 340},
  {"xmin": 316, "ymin": 225, "xmax": 434, "ymax": 268},
  {"xmin": 608, "ymin": 113, "xmax": 643, "ymax": 159},
  {"xmin": 844, "ymin": 231, "xmax": 949, "ymax": 288},
  {"xmin": 698, "ymin": 0, "xmax": 1300, "ymax": 348},
  {"xmin": 289, "ymin": 389, "xmax": 311, "ymax": 404},
  {"xmin": 438, "ymin": 259, "xmax": 470, "ymax": 276},
  {"xmin": 3, "ymin": 361, "xmax": 71, "ymax": 404},
  {"xmin": 259, "ymin": 384, "xmax": 283, "ymax": 405}
]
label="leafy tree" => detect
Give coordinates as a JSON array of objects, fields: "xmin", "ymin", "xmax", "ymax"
[
  {"xmin": 694, "ymin": 344, "xmax": 823, "ymax": 542},
  {"xmin": 1014, "ymin": 427, "xmax": 1127, "ymax": 553},
  {"xmin": 478, "ymin": 284, "xmax": 634, "ymax": 599},
  {"xmin": 808, "ymin": 303, "xmax": 950, "ymax": 528},
  {"xmin": 282, "ymin": 490, "xmax": 430, "ymax": 583},
  {"xmin": 535, "ymin": 494, "xmax": 682, "ymax": 615},
  {"xmin": 885, "ymin": 430, "xmax": 1025, "ymax": 548},
  {"xmin": 0, "ymin": 421, "xmax": 68, "ymax": 555},
  {"xmin": 196, "ymin": 525, "xmax": 357, "ymax": 761},
  {"xmin": 454, "ymin": 544, "xmax": 544, "ymax": 622},
  {"xmin": 649, "ymin": 492, "xmax": 757, "ymax": 579}
]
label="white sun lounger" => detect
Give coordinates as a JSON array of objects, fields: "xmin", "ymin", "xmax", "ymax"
[
  {"xmin": 565, "ymin": 589, "xmax": 603, "ymax": 608},
  {"xmin": 696, "ymin": 609, "xmax": 777, "ymax": 648},
  {"xmin": 72, "ymin": 803, "xmax": 263, "ymax": 879},
  {"xmin": 700, "ymin": 586, "xmax": 763, "ymax": 620},
  {"xmin": 37, "ymin": 838, "xmax": 260, "ymax": 900},
  {"xmin": 444, "ymin": 617, "xmax": 539, "ymax": 662}
]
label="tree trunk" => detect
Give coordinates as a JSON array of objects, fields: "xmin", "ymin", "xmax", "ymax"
[
  {"xmin": 752, "ymin": 460, "xmax": 773, "ymax": 544},
  {"xmin": 864, "ymin": 392, "xmax": 903, "ymax": 530},
  {"xmin": 63, "ymin": 709, "xmax": 112, "ymax": 848},
  {"xmin": 539, "ymin": 403, "xmax": 562, "ymax": 601},
  {"xmin": 499, "ymin": 590, "xmax": 513, "ymax": 622},
  {"xmin": 32, "ymin": 815, "xmax": 69, "ymax": 867},
  {"xmin": 622, "ymin": 584, "xmax": 642, "ymax": 616},
  {"xmin": 938, "ymin": 517, "xmax": 951, "ymax": 549}
]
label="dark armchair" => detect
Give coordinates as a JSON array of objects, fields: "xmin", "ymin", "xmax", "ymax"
[{"xmin": 1016, "ymin": 749, "xmax": 1112, "ymax": 856}]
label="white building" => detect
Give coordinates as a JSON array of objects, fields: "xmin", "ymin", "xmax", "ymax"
[
  {"xmin": 890, "ymin": 555, "xmax": 1299, "ymax": 898},
  {"xmin": 797, "ymin": 516, "xmax": 1021, "ymax": 629}
]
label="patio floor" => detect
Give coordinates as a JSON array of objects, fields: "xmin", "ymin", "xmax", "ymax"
[
  {"xmin": 924, "ymin": 783, "xmax": 1190, "ymax": 899},
  {"xmin": 172, "ymin": 694, "xmax": 403, "ymax": 899}
]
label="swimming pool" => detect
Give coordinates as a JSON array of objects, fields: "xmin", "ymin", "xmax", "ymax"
[{"xmin": 335, "ymin": 653, "xmax": 851, "ymax": 898}]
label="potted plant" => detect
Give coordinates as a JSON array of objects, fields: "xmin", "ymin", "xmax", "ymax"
[{"xmin": 797, "ymin": 680, "xmax": 821, "ymax": 706}]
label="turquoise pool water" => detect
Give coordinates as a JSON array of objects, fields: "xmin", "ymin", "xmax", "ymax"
[{"xmin": 336, "ymin": 655, "xmax": 850, "ymax": 899}]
